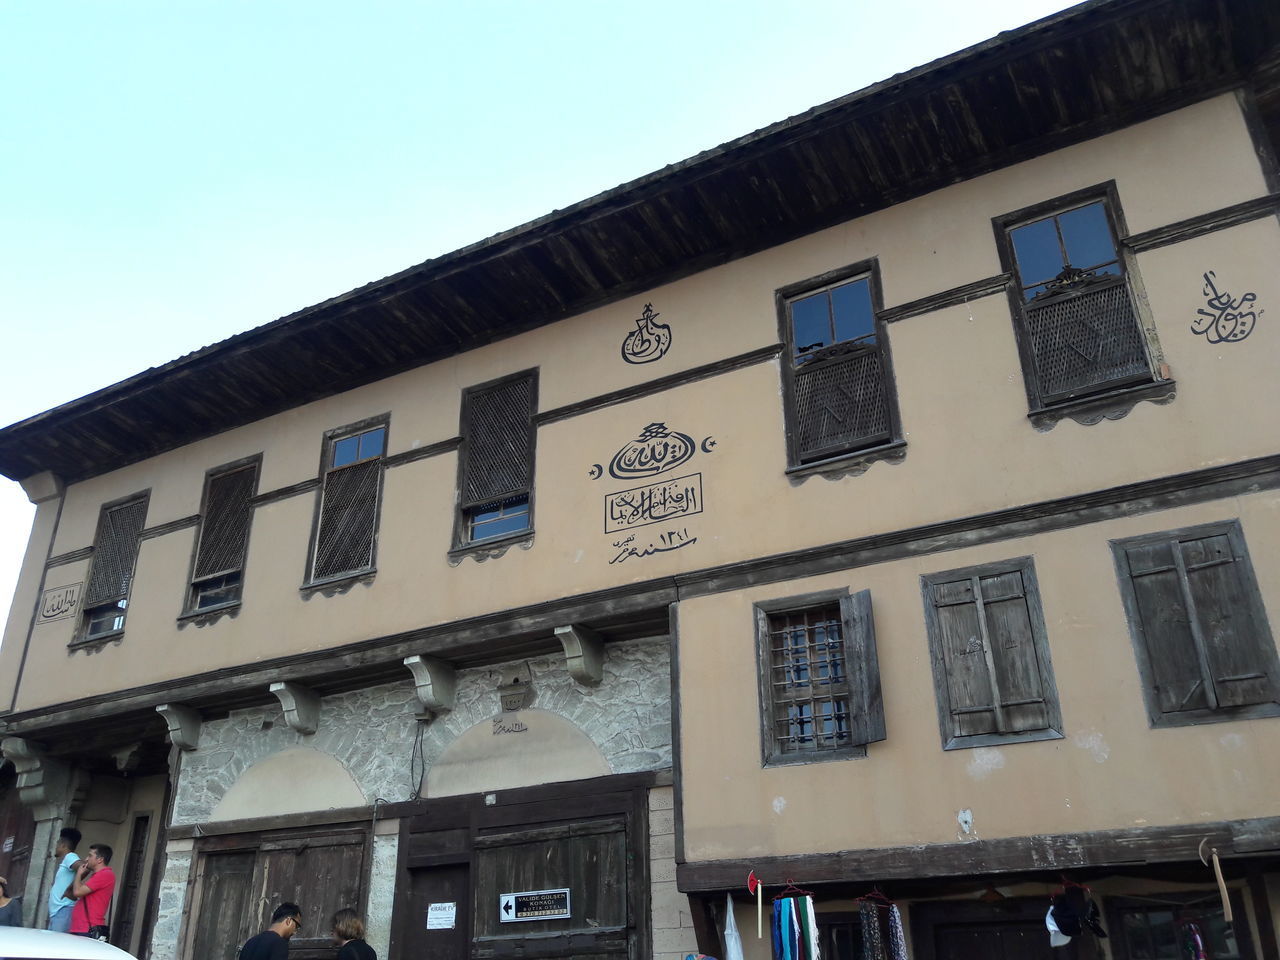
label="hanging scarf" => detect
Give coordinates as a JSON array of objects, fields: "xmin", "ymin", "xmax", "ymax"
[
  {"xmin": 723, "ymin": 893, "xmax": 744, "ymax": 960},
  {"xmin": 887, "ymin": 904, "xmax": 908, "ymax": 960},
  {"xmin": 805, "ymin": 896, "xmax": 822, "ymax": 960},
  {"xmin": 1183, "ymin": 922, "xmax": 1207, "ymax": 960},
  {"xmin": 861, "ymin": 902, "xmax": 885, "ymax": 960}
]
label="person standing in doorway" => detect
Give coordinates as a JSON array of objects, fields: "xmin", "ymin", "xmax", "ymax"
[
  {"xmin": 239, "ymin": 902, "xmax": 303, "ymax": 959},
  {"xmin": 68, "ymin": 843, "xmax": 115, "ymax": 940},
  {"xmin": 332, "ymin": 908, "xmax": 376, "ymax": 959},
  {"xmin": 47, "ymin": 826, "xmax": 82, "ymax": 932},
  {"xmin": 0, "ymin": 875, "xmax": 24, "ymax": 926}
]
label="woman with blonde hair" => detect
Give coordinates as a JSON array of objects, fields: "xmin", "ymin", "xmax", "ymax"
[{"xmin": 332, "ymin": 908, "xmax": 376, "ymax": 959}]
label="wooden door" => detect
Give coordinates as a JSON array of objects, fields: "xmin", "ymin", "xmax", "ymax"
[
  {"xmin": 256, "ymin": 832, "xmax": 366, "ymax": 959},
  {"xmin": 400, "ymin": 863, "xmax": 471, "ymax": 960},
  {"xmin": 111, "ymin": 813, "xmax": 152, "ymax": 951},
  {"xmin": 935, "ymin": 921, "xmax": 1060, "ymax": 959},
  {"xmin": 189, "ymin": 852, "xmax": 257, "ymax": 960},
  {"xmin": 0, "ymin": 765, "xmax": 36, "ymax": 900}
]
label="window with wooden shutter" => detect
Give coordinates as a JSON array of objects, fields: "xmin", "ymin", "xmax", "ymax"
[
  {"xmin": 778, "ymin": 265, "xmax": 902, "ymax": 466},
  {"xmin": 755, "ymin": 589, "xmax": 886, "ymax": 765},
  {"xmin": 996, "ymin": 187, "xmax": 1156, "ymax": 411},
  {"xmin": 1111, "ymin": 520, "xmax": 1280, "ymax": 727},
  {"xmin": 921, "ymin": 558, "xmax": 1062, "ymax": 750},
  {"xmin": 81, "ymin": 494, "xmax": 149, "ymax": 641},
  {"xmin": 188, "ymin": 460, "xmax": 259, "ymax": 612},
  {"xmin": 456, "ymin": 370, "xmax": 537, "ymax": 548},
  {"xmin": 309, "ymin": 421, "xmax": 387, "ymax": 583}
]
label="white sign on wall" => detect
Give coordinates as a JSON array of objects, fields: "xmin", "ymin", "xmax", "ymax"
[
  {"xmin": 426, "ymin": 902, "xmax": 457, "ymax": 930},
  {"xmin": 499, "ymin": 888, "xmax": 571, "ymax": 923}
]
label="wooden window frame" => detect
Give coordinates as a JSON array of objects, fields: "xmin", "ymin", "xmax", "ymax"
[
  {"xmin": 76, "ymin": 490, "xmax": 151, "ymax": 646},
  {"xmin": 1104, "ymin": 891, "xmax": 1255, "ymax": 960},
  {"xmin": 775, "ymin": 259, "xmax": 904, "ymax": 474},
  {"xmin": 183, "ymin": 455, "xmax": 261, "ymax": 617},
  {"xmin": 450, "ymin": 369, "xmax": 539, "ymax": 557},
  {"xmin": 1110, "ymin": 519, "xmax": 1280, "ymax": 729},
  {"xmin": 754, "ymin": 588, "xmax": 886, "ymax": 767},
  {"xmin": 920, "ymin": 556, "xmax": 1063, "ymax": 751},
  {"xmin": 303, "ymin": 414, "xmax": 389, "ymax": 589},
  {"xmin": 992, "ymin": 182, "xmax": 1168, "ymax": 424}
]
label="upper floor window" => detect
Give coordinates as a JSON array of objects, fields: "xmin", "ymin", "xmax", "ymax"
[
  {"xmin": 778, "ymin": 264, "xmax": 901, "ymax": 466},
  {"xmin": 921, "ymin": 557, "xmax": 1062, "ymax": 750},
  {"xmin": 997, "ymin": 188, "xmax": 1154, "ymax": 410},
  {"xmin": 1111, "ymin": 520, "xmax": 1280, "ymax": 728},
  {"xmin": 455, "ymin": 371, "xmax": 537, "ymax": 549},
  {"xmin": 80, "ymin": 494, "xmax": 149, "ymax": 642},
  {"xmin": 188, "ymin": 460, "xmax": 259, "ymax": 613},
  {"xmin": 754, "ymin": 589, "xmax": 885, "ymax": 765},
  {"xmin": 309, "ymin": 420, "xmax": 387, "ymax": 583}
]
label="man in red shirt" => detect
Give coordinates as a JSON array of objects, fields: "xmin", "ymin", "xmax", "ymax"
[{"xmin": 68, "ymin": 843, "xmax": 116, "ymax": 939}]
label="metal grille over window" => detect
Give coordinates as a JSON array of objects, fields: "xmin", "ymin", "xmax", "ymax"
[
  {"xmin": 83, "ymin": 498, "xmax": 149, "ymax": 607},
  {"xmin": 194, "ymin": 465, "xmax": 256, "ymax": 580},
  {"xmin": 769, "ymin": 605, "xmax": 852, "ymax": 754},
  {"xmin": 462, "ymin": 374, "xmax": 535, "ymax": 507},
  {"xmin": 313, "ymin": 457, "xmax": 381, "ymax": 581}
]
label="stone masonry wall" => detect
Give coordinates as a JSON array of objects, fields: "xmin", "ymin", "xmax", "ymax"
[{"xmin": 650, "ymin": 785, "xmax": 698, "ymax": 960}]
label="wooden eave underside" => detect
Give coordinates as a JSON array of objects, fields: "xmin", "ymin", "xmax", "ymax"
[{"xmin": 1, "ymin": 0, "xmax": 1278, "ymax": 483}]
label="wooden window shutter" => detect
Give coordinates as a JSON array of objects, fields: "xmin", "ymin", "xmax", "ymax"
[
  {"xmin": 313, "ymin": 458, "xmax": 381, "ymax": 580},
  {"xmin": 193, "ymin": 464, "xmax": 257, "ymax": 580},
  {"xmin": 842, "ymin": 589, "xmax": 886, "ymax": 746},
  {"xmin": 925, "ymin": 562, "xmax": 1054, "ymax": 743},
  {"xmin": 83, "ymin": 497, "xmax": 149, "ymax": 608},
  {"xmin": 461, "ymin": 372, "xmax": 536, "ymax": 510}
]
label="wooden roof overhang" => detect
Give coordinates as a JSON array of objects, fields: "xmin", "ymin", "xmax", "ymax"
[{"xmin": 2, "ymin": 0, "xmax": 1278, "ymax": 484}]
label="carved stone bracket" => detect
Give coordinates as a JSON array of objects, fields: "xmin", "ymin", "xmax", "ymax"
[
  {"xmin": 554, "ymin": 624, "xmax": 605, "ymax": 686},
  {"xmin": 404, "ymin": 655, "xmax": 457, "ymax": 719},
  {"xmin": 269, "ymin": 682, "xmax": 321, "ymax": 735},
  {"xmin": 156, "ymin": 703, "xmax": 203, "ymax": 751},
  {"xmin": 0, "ymin": 737, "xmax": 74, "ymax": 819}
]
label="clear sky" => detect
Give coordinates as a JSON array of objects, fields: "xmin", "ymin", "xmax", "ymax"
[{"xmin": 0, "ymin": 0, "xmax": 1078, "ymax": 640}]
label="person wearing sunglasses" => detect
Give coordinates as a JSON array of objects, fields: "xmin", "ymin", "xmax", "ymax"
[{"xmin": 238, "ymin": 902, "xmax": 303, "ymax": 959}]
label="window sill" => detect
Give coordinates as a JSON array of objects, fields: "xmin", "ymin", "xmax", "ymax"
[
  {"xmin": 764, "ymin": 744, "xmax": 869, "ymax": 767},
  {"xmin": 1028, "ymin": 378, "xmax": 1176, "ymax": 431},
  {"xmin": 1147, "ymin": 701, "xmax": 1280, "ymax": 729},
  {"xmin": 177, "ymin": 602, "xmax": 242, "ymax": 630},
  {"xmin": 68, "ymin": 631, "xmax": 125, "ymax": 654},
  {"xmin": 942, "ymin": 727, "xmax": 1064, "ymax": 751},
  {"xmin": 448, "ymin": 530, "xmax": 534, "ymax": 566},
  {"xmin": 300, "ymin": 569, "xmax": 376, "ymax": 599},
  {"xmin": 785, "ymin": 440, "xmax": 907, "ymax": 485}
]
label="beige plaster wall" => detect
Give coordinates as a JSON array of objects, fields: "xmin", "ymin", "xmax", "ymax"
[
  {"xmin": 8, "ymin": 93, "xmax": 1278, "ymax": 711},
  {"xmin": 677, "ymin": 490, "xmax": 1280, "ymax": 860},
  {"xmin": 209, "ymin": 746, "xmax": 366, "ymax": 821}
]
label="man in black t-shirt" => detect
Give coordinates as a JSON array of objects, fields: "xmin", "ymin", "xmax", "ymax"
[{"xmin": 239, "ymin": 902, "xmax": 303, "ymax": 959}]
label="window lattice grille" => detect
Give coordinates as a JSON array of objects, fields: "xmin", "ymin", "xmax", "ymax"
[
  {"xmin": 313, "ymin": 459, "xmax": 380, "ymax": 580},
  {"xmin": 793, "ymin": 348, "xmax": 890, "ymax": 461},
  {"xmin": 194, "ymin": 465, "xmax": 257, "ymax": 579},
  {"xmin": 768, "ymin": 605, "xmax": 851, "ymax": 754},
  {"xmin": 463, "ymin": 375, "xmax": 535, "ymax": 507},
  {"xmin": 83, "ymin": 498, "xmax": 148, "ymax": 606},
  {"xmin": 1025, "ymin": 279, "xmax": 1148, "ymax": 401}
]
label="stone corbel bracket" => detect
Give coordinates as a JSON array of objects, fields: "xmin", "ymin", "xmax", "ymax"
[
  {"xmin": 404, "ymin": 655, "xmax": 456, "ymax": 720},
  {"xmin": 0, "ymin": 736, "xmax": 72, "ymax": 817},
  {"xmin": 555, "ymin": 624, "xmax": 604, "ymax": 687},
  {"xmin": 269, "ymin": 682, "xmax": 321, "ymax": 735},
  {"xmin": 155, "ymin": 703, "xmax": 203, "ymax": 751}
]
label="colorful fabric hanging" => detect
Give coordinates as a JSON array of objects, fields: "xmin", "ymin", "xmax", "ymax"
[
  {"xmin": 887, "ymin": 904, "xmax": 908, "ymax": 960},
  {"xmin": 771, "ymin": 895, "xmax": 819, "ymax": 960},
  {"xmin": 1183, "ymin": 921, "xmax": 1207, "ymax": 960}
]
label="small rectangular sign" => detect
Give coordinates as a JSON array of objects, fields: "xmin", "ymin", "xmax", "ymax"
[
  {"xmin": 499, "ymin": 888, "xmax": 571, "ymax": 923},
  {"xmin": 605, "ymin": 473, "xmax": 702, "ymax": 533},
  {"xmin": 36, "ymin": 583, "xmax": 82, "ymax": 624},
  {"xmin": 2, "ymin": 836, "xmax": 13, "ymax": 853},
  {"xmin": 426, "ymin": 902, "xmax": 456, "ymax": 930}
]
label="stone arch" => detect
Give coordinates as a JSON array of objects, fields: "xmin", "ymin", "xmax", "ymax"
[
  {"xmin": 425, "ymin": 709, "xmax": 611, "ymax": 798},
  {"xmin": 210, "ymin": 746, "xmax": 366, "ymax": 821}
]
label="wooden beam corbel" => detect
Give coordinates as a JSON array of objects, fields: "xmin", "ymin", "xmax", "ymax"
[
  {"xmin": 155, "ymin": 703, "xmax": 202, "ymax": 751},
  {"xmin": 554, "ymin": 624, "xmax": 604, "ymax": 686},
  {"xmin": 268, "ymin": 682, "xmax": 320, "ymax": 735},
  {"xmin": 403, "ymin": 655, "xmax": 456, "ymax": 719}
]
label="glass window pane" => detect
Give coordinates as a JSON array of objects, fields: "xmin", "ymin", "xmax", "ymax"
[
  {"xmin": 1059, "ymin": 202, "xmax": 1117, "ymax": 270},
  {"xmin": 830, "ymin": 279, "xmax": 875, "ymax": 344},
  {"xmin": 359, "ymin": 427, "xmax": 385, "ymax": 460},
  {"xmin": 468, "ymin": 496, "xmax": 530, "ymax": 543},
  {"xmin": 791, "ymin": 292, "xmax": 831, "ymax": 358},
  {"xmin": 332, "ymin": 436, "xmax": 359, "ymax": 468},
  {"xmin": 1010, "ymin": 217, "xmax": 1064, "ymax": 287}
]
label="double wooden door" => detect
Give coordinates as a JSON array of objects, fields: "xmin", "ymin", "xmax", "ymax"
[{"xmin": 188, "ymin": 827, "xmax": 368, "ymax": 960}]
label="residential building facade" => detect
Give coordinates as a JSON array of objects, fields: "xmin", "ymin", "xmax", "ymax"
[{"xmin": 1, "ymin": 2, "xmax": 1278, "ymax": 959}]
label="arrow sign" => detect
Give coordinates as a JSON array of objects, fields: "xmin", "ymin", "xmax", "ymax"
[
  {"xmin": 501, "ymin": 896, "xmax": 515, "ymax": 918},
  {"xmin": 499, "ymin": 888, "xmax": 571, "ymax": 923}
]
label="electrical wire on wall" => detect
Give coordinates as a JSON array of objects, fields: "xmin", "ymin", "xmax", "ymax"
[{"xmin": 408, "ymin": 717, "xmax": 428, "ymax": 800}]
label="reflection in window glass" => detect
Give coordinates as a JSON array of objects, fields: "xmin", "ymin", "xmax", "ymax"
[
  {"xmin": 332, "ymin": 427, "xmax": 386, "ymax": 468},
  {"xmin": 790, "ymin": 277, "xmax": 874, "ymax": 360},
  {"xmin": 467, "ymin": 495, "xmax": 531, "ymax": 543},
  {"xmin": 1059, "ymin": 202, "xmax": 1116, "ymax": 269},
  {"xmin": 332, "ymin": 436, "xmax": 360, "ymax": 468},
  {"xmin": 1010, "ymin": 201, "xmax": 1122, "ymax": 301},
  {"xmin": 1011, "ymin": 217, "xmax": 1063, "ymax": 287}
]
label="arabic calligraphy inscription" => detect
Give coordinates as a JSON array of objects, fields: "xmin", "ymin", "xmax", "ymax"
[
  {"xmin": 36, "ymin": 583, "xmax": 82, "ymax": 624},
  {"xmin": 1193, "ymin": 270, "xmax": 1261, "ymax": 344},
  {"xmin": 605, "ymin": 474, "xmax": 703, "ymax": 533},
  {"xmin": 607, "ymin": 423, "xmax": 697, "ymax": 479},
  {"xmin": 609, "ymin": 527, "xmax": 699, "ymax": 564},
  {"xmin": 621, "ymin": 303, "xmax": 672, "ymax": 364}
]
